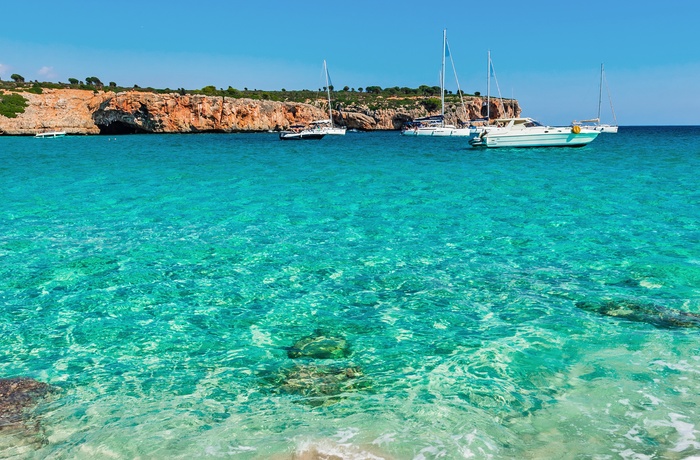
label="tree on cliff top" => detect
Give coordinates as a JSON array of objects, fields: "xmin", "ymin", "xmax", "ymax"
[
  {"xmin": 86, "ymin": 76, "xmax": 103, "ymax": 88},
  {"xmin": 10, "ymin": 74, "xmax": 24, "ymax": 83}
]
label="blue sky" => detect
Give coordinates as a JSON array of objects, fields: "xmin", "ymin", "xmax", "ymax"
[{"xmin": 2, "ymin": 0, "xmax": 699, "ymax": 125}]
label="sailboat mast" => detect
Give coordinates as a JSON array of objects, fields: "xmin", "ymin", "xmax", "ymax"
[
  {"xmin": 486, "ymin": 50, "xmax": 491, "ymax": 122},
  {"xmin": 324, "ymin": 60, "xmax": 333, "ymax": 128},
  {"xmin": 441, "ymin": 29, "xmax": 446, "ymax": 119},
  {"xmin": 605, "ymin": 66, "xmax": 618, "ymax": 125},
  {"xmin": 597, "ymin": 63, "xmax": 603, "ymax": 122}
]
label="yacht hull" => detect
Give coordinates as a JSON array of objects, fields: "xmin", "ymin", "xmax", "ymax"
[
  {"xmin": 592, "ymin": 124, "xmax": 618, "ymax": 133},
  {"xmin": 472, "ymin": 130, "xmax": 598, "ymax": 148},
  {"xmin": 401, "ymin": 127, "xmax": 476, "ymax": 137},
  {"xmin": 35, "ymin": 131, "xmax": 66, "ymax": 138},
  {"xmin": 279, "ymin": 132, "xmax": 325, "ymax": 140}
]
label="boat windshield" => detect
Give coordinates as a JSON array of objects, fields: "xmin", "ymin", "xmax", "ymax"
[{"xmin": 524, "ymin": 120, "xmax": 543, "ymax": 127}]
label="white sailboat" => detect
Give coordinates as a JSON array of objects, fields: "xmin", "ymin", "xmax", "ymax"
[
  {"xmin": 574, "ymin": 63, "xmax": 618, "ymax": 133},
  {"xmin": 401, "ymin": 29, "xmax": 473, "ymax": 137},
  {"xmin": 312, "ymin": 60, "xmax": 346, "ymax": 136}
]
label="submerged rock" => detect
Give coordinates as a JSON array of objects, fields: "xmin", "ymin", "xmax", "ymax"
[
  {"xmin": 575, "ymin": 300, "xmax": 700, "ymax": 329},
  {"xmin": 266, "ymin": 331, "xmax": 365, "ymax": 405},
  {"xmin": 286, "ymin": 331, "xmax": 351, "ymax": 360},
  {"xmin": 0, "ymin": 377, "xmax": 54, "ymax": 429},
  {"xmin": 273, "ymin": 363, "xmax": 367, "ymax": 406}
]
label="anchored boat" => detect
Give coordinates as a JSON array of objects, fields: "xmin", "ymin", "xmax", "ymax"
[
  {"xmin": 468, "ymin": 118, "xmax": 599, "ymax": 148},
  {"xmin": 279, "ymin": 125, "xmax": 325, "ymax": 140},
  {"xmin": 35, "ymin": 131, "xmax": 66, "ymax": 138}
]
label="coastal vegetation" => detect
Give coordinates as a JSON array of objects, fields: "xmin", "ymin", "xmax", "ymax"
[
  {"xmin": 0, "ymin": 78, "xmax": 480, "ymax": 113},
  {"xmin": 0, "ymin": 92, "xmax": 28, "ymax": 118}
]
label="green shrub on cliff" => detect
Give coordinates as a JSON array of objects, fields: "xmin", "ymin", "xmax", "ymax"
[
  {"xmin": 26, "ymin": 84, "xmax": 43, "ymax": 94},
  {"xmin": 0, "ymin": 93, "xmax": 28, "ymax": 118},
  {"xmin": 421, "ymin": 98, "xmax": 441, "ymax": 112}
]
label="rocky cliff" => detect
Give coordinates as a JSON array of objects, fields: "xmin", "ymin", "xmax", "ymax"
[{"xmin": 0, "ymin": 89, "xmax": 520, "ymax": 135}]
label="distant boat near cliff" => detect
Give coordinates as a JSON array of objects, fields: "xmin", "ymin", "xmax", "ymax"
[
  {"xmin": 401, "ymin": 29, "xmax": 473, "ymax": 137},
  {"xmin": 35, "ymin": 130, "xmax": 66, "ymax": 138},
  {"xmin": 279, "ymin": 124, "xmax": 325, "ymax": 140},
  {"xmin": 313, "ymin": 60, "xmax": 346, "ymax": 136}
]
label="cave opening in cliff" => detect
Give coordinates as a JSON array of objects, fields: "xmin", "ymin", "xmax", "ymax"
[
  {"xmin": 97, "ymin": 121, "xmax": 149, "ymax": 135},
  {"xmin": 480, "ymin": 105, "xmax": 489, "ymax": 118}
]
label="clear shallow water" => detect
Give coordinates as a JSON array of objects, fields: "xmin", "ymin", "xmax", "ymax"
[{"xmin": 1, "ymin": 128, "xmax": 700, "ymax": 459}]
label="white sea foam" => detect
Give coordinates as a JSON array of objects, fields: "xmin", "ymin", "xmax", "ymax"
[
  {"xmin": 414, "ymin": 444, "xmax": 447, "ymax": 460},
  {"xmin": 624, "ymin": 426, "xmax": 644, "ymax": 443},
  {"xmin": 618, "ymin": 448, "xmax": 653, "ymax": 460},
  {"xmin": 639, "ymin": 280, "xmax": 663, "ymax": 289},
  {"xmin": 644, "ymin": 413, "xmax": 700, "ymax": 454},
  {"xmin": 294, "ymin": 437, "xmax": 390, "ymax": 460},
  {"xmin": 371, "ymin": 432, "xmax": 396, "ymax": 446},
  {"xmin": 250, "ymin": 324, "xmax": 273, "ymax": 346},
  {"xmin": 651, "ymin": 360, "xmax": 700, "ymax": 374},
  {"xmin": 334, "ymin": 427, "xmax": 360, "ymax": 443},
  {"xmin": 639, "ymin": 392, "xmax": 663, "ymax": 406}
]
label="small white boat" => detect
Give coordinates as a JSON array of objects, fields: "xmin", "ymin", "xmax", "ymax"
[
  {"xmin": 401, "ymin": 115, "xmax": 475, "ymax": 137},
  {"xmin": 469, "ymin": 117, "xmax": 599, "ymax": 148},
  {"xmin": 572, "ymin": 64, "xmax": 618, "ymax": 133},
  {"xmin": 279, "ymin": 125, "xmax": 325, "ymax": 140},
  {"xmin": 35, "ymin": 131, "xmax": 66, "ymax": 138}
]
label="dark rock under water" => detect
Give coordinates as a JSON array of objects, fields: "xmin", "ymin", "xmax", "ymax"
[
  {"xmin": 262, "ymin": 330, "xmax": 367, "ymax": 406},
  {"xmin": 575, "ymin": 300, "xmax": 700, "ymax": 329},
  {"xmin": 0, "ymin": 377, "xmax": 56, "ymax": 455},
  {"xmin": 0, "ymin": 377, "xmax": 54, "ymax": 431},
  {"xmin": 271, "ymin": 363, "xmax": 368, "ymax": 407},
  {"xmin": 0, "ymin": 377, "xmax": 53, "ymax": 426},
  {"xmin": 286, "ymin": 330, "xmax": 351, "ymax": 360}
]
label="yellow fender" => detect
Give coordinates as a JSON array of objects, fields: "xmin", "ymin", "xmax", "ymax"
[{"xmin": 571, "ymin": 125, "xmax": 581, "ymax": 134}]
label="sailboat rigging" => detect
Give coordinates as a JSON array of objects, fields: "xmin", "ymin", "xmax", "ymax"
[
  {"xmin": 310, "ymin": 60, "xmax": 346, "ymax": 135},
  {"xmin": 573, "ymin": 63, "xmax": 618, "ymax": 133},
  {"xmin": 483, "ymin": 51, "xmax": 514, "ymax": 123},
  {"xmin": 401, "ymin": 29, "xmax": 475, "ymax": 137}
]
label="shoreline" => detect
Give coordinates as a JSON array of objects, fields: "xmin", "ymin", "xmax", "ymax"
[{"xmin": 0, "ymin": 88, "xmax": 517, "ymax": 136}]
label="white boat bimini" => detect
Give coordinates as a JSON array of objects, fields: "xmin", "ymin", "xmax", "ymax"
[{"xmin": 468, "ymin": 118, "xmax": 599, "ymax": 148}]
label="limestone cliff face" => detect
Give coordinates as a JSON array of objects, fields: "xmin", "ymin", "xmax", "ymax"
[
  {"xmin": 0, "ymin": 89, "xmax": 106, "ymax": 135},
  {"xmin": 0, "ymin": 89, "xmax": 326, "ymax": 135},
  {"xmin": 0, "ymin": 88, "xmax": 520, "ymax": 135},
  {"xmin": 93, "ymin": 92, "xmax": 326, "ymax": 133}
]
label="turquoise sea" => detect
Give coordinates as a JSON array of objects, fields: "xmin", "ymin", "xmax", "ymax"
[{"xmin": 2, "ymin": 128, "xmax": 700, "ymax": 459}]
